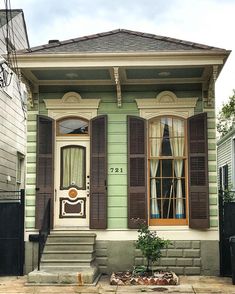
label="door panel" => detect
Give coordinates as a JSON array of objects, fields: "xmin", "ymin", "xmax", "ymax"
[{"xmin": 54, "ymin": 139, "xmax": 90, "ymax": 227}]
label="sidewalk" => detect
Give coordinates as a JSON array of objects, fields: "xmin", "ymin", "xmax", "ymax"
[{"xmin": 0, "ymin": 275, "xmax": 234, "ymax": 294}]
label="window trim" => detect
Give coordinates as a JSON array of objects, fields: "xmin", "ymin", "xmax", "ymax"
[
  {"xmin": 148, "ymin": 115, "xmax": 188, "ymax": 226},
  {"xmin": 16, "ymin": 152, "xmax": 25, "ymax": 185},
  {"xmin": 56, "ymin": 116, "xmax": 89, "ymax": 137}
]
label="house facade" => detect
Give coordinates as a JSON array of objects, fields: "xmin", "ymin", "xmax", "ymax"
[{"xmin": 16, "ymin": 29, "xmax": 230, "ymax": 278}]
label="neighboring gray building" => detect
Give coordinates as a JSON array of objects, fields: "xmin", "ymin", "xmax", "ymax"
[
  {"xmin": 0, "ymin": 9, "xmax": 29, "ymax": 191},
  {"xmin": 217, "ymin": 128, "xmax": 235, "ymax": 190},
  {"xmin": 0, "ymin": 9, "xmax": 29, "ymax": 53}
]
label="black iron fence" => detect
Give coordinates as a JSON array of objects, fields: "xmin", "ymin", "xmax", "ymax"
[
  {"xmin": 0, "ymin": 189, "xmax": 25, "ymax": 275},
  {"xmin": 219, "ymin": 189, "xmax": 235, "ymax": 277}
]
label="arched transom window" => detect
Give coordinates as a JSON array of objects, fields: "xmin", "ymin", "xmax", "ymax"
[{"xmin": 57, "ymin": 117, "xmax": 89, "ymax": 135}]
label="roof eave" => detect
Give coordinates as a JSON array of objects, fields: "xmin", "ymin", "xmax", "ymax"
[{"xmin": 15, "ymin": 50, "xmax": 230, "ymax": 71}]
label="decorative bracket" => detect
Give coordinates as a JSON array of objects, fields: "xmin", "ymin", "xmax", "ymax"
[
  {"xmin": 21, "ymin": 74, "xmax": 34, "ymax": 108},
  {"xmin": 207, "ymin": 65, "xmax": 218, "ymax": 107},
  {"xmin": 113, "ymin": 67, "xmax": 122, "ymax": 108}
]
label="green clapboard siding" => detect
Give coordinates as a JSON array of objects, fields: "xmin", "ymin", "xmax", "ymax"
[
  {"xmin": 98, "ymin": 95, "xmax": 138, "ymax": 229},
  {"xmin": 108, "ymin": 218, "xmax": 127, "ymax": 229}
]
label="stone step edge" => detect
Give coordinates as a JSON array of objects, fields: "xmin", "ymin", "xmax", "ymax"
[
  {"xmin": 46, "ymin": 242, "xmax": 95, "ymax": 245},
  {"xmin": 43, "ymin": 250, "xmax": 95, "ymax": 254},
  {"xmin": 49, "ymin": 232, "xmax": 97, "ymax": 236},
  {"xmin": 40, "ymin": 267, "xmax": 96, "ymax": 271},
  {"xmin": 41, "ymin": 258, "xmax": 95, "ymax": 263},
  {"xmin": 26, "ymin": 272, "xmax": 101, "ymax": 286}
]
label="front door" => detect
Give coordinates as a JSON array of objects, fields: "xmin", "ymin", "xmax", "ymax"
[{"xmin": 54, "ymin": 139, "xmax": 90, "ymax": 227}]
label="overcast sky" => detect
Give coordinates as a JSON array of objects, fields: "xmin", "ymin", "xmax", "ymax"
[{"xmin": 2, "ymin": 0, "xmax": 234, "ymax": 111}]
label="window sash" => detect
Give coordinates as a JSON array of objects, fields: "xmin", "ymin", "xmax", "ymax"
[
  {"xmin": 61, "ymin": 146, "xmax": 86, "ymax": 190},
  {"xmin": 149, "ymin": 116, "xmax": 187, "ymax": 225}
]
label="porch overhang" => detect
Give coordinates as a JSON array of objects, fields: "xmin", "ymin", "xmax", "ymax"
[{"xmin": 15, "ymin": 50, "xmax": 230, "ymax": 108}]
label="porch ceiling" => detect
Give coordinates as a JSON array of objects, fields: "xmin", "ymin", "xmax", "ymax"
[{"xmin": 22, "ymin": 65, "xmax": 210, "ymax": 87}]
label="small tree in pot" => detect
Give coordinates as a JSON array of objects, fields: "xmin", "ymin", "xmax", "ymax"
[{"xmin": 135, "ymin": 226, "xmax": 171, "ymax": 274}]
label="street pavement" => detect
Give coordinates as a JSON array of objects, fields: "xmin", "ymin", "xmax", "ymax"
[{"xmin": 0, "ymin": 274, "xmax": 235, "ymax": 294}]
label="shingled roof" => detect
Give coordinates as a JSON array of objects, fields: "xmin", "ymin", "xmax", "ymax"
[{"xmin": 20, "ymin": 29, "xmax": 226, "ymax": 54}]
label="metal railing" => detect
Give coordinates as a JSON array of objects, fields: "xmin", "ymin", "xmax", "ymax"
[
  {"xmin": 38, "ymin": 198, "xmax": 51, "ymax": 270},
  {"xmin": 219, "ymin": 189, "xmax": 235, "ymax": 203},
  {"xmin": 0, "ymin": 189, "xmax": 23, "ymax": 202}
]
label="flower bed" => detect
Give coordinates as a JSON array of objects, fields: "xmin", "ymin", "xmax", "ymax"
[{"xmin": 110, "ymin": 271, "xmax": 179, "ymax": 286}]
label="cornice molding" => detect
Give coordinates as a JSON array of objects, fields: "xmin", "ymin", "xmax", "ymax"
[
  {"xmin": 136, "ymin": 91, "xmax": 198, "ymax": 119},
  {"xmin": 44, "ymin": 91, "xmax": 100, "ymax": 120}
]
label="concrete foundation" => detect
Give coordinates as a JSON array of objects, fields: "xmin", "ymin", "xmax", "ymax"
[{"xmin": 25, "ymin": 239, "xmax": 220, "ymax": 276}]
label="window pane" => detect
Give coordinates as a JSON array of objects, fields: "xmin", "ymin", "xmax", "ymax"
[
  {"xmin": 61, "ymin": 147, "xmax": 85, "ymax": 189},
  {"xmin": 161, "ymin": 122, "xmax": 172, "ymax": 156},
  {"xmin": 162, "ymin": 160, "xmax": 173, "ymax": 177},
  {"xmin": 58, "ymin": 118, "xmax": 88, "ymax": 135}
]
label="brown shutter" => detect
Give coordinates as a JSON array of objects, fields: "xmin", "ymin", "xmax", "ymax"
[
  {"xmin": 188, "ymin": 113, "xmax": 209, "ymax": 229},
  {"xmin": 127, "ymin": 116, "xmax": 147, "ymax": 229},
  {"xmin": 90, "ymin": 115, "xmax": 107, "ymax": 229},
  {"xmin": 35, "ymin": 115, "xmax": 54, "ymax": 229}
]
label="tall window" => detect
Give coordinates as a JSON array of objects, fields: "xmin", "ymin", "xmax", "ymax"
[
  {"xmin": 61, "ymin": 146, "xmax": 86, "ymax": 190},
  {"xmin": 149, "ymin": 116, "xmax": 187, "ymax": 225}
]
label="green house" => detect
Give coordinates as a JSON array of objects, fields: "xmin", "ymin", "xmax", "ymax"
[{"xmin": 17, "ymin": 29, "xmax": 230, "ymax": 282}]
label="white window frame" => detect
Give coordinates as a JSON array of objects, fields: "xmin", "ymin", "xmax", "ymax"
[{"xmin": 16, "ymin": 152, "xmax": 25, "ymax": 185}]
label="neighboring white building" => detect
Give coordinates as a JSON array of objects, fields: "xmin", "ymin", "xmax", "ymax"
[
  {"xmin": 0, "ymin": 9, "xmax": 29, "ymax": 191},
  {"xmin": 217, "ymin": 128, "xmax": 235, "ymax": 191}
]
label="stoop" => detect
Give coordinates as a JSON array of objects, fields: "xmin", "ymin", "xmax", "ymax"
[{"xmin": 27, "ymin": 231, "xmax": 99, "ymax": 285}]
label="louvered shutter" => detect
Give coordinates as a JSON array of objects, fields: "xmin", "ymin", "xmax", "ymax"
[
  {"xmin": 36, "ymin": 115, "xmax": 54, "ymax": 229},
  {"xmin": 188, "ymin": 113, "xmax": 209, "ymax": 229},
  {"xmin": 127, "ymin": 116, "xmax": 147, "ymax": 229},
  {"xmin": 90, "ymin": 115, "xmax": 107, "ymax": 229}
]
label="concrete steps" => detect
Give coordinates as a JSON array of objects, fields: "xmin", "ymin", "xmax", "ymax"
[{"xmin": 27, "ymin": 231, "xmax": 99, "ymax": 284}]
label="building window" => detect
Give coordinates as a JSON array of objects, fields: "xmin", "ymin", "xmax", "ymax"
[
  {"xmin": 57, "ymin": 117, "xmax": 89, "ymax": 135},
  {"xmin": 149, "ymin": 116, "xmax": 187, "ymax": 225},
  {"xmin": 60, "ymin": 146, "xmax": 86, "ymax": 190},
  {"xmin": 220, "ymin": 164, "xmax": 228, "ymax": 190},
  {"xmin": 16, "ymin": 152, "xmax": 24, "ymax": 185}
]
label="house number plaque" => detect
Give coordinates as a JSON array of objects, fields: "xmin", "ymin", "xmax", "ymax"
[{"xmin": 109, "ymin": 167, "xmax": 124, "ymax": 174}]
